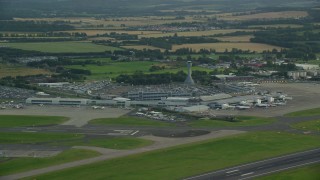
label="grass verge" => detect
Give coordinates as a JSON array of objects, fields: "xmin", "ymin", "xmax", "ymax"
[
  {"xmin": 0, "ymin": 115, "xmax": 68, "ymax": 128},
  {"xmin": 51, "ymin": 137, "xmax": 154, "ymax": 150},
  {"xmin": 291, "ymin": 119, "xmax": 320, "ymax": 132},
  {"xmin": 285, "ymin": 108, "xmax": 320, "ymax": 117},
  {"xmin": 257, "ymin": 163, "xmax": 320, "ymax": 180},
  {"xmin": 0, "ymin": 132, "xmax": 153, "ymax": 150},
  {"xmin": 0, "ymin": 149, "xmax": 101, "ymax": 176},
  {"xmin": 188, "ymin": 116, "xmax": 275, "ymax": 127},
  {"xmin": 90, "ymin": 116, "xmax": 173, "ymax": 127},
  {"xmin": 25, "ymin": 132, "xmax": 320, "ymax": 180}
]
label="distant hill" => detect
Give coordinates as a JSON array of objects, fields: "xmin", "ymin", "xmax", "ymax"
[{"xmin": 0, "ymin": 0, "xmax": 319, "ymax": 18}]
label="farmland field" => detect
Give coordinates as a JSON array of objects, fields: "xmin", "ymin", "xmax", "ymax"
[
  {"xmin": 216, "ymin": 35, "xmax": 253, "ymax": 42},
  {"xmin": 220, "ymin": 11, "xmax": 308, "ymax": 21},
  {"xmin": 0, "ymin": 64, "xmax": 50, "ymax": 78},
  {"xmin": 172, "ymin": 42, "xmax": 283, "ymax": 52},
  {"xmin": 249, "ymin": 24, "xmax": 304, "ymax": 29},
  {"xmin": 122, "ymin": 45, "xmax": 165, "ymax": 52},
  {"xmin": 62, "ymin": 30, "xmax": 163, "ymax": 36},
  {"xmin": 14, "ymin": 16, "xmax": 203, "ymax": 28},
  {"xmin": 138, "ymin": 29, "xmax": 255, "ymax": 38},
  {"xmin": 0, "ymin": 42, "xmax": 121, "ymax": 53},
  {"xmin": 26, "ymin": 132, "xmax": 320, "ymax": 180},
  {"xmin": 65, "ymin": 61, "xmax": 212, "ymax": 79}
]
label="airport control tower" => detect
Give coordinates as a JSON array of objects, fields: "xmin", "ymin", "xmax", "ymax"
[{"xmin": 184, "ymin": 61, "xmax": 195, "ymax": 85}]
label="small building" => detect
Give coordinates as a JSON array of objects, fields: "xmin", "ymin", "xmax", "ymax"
[
  {"xmin": 295, "ymin": 64, "xmax": 319, "ymax": 70},
  {"xmin": 26, "ymin": 97, "xmax": 88, "ymax": 105},
  {"xmin": 38, "ymin": 82, "xmax": 70, "ymax": 88}
]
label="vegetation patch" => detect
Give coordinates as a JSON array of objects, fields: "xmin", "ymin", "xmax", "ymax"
[
  {"xmin": 26, "ymin": 132, "xmax": 320, "ymax": 180},
  {"xmin": 172, "ymin": 42, "xmax": 282, "ymax": 53},
  {"xmin": 57, "ymin": 137, "xmax": 153, "ymax": 150},
  {"xmin": 0, "ymin": 132, "xmax": 153, "ymax": 150},
  {"xmin": 0, "ymin": 149, "xmax": 101, "ymax": 176},
  {"xmin": 0, "ymin": 64, "xmax": 50, "ymax": 78},
  {"xmin": 285, "ymin": 108, "xmax": 320, "ymax": 117},
  {"xmin": 188, "ymin": 116, "xmax": 276, "ymax": 127},
  {"xmin": 0, "ymin": 115, "xmax": 68, "ymax": 128},
  {"xmin": 0, "ymin": 42, "xmax": 121, "ymax": 53},
  {"xmin": 257, "ymin": 163, "xmax": 320, "ymax": 180},
  {"xmin": 291, "ymin": 119, "xmax": 320, "ymax": 132},
  {"xmin": 90, "ymin": 116, "xmax": 173, "ymax": 127},
  {"xmin": 0, "ymin": 132, "xmax": 84, "ymax": 144}
]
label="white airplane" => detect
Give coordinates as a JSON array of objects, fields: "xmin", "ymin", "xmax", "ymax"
[
  {"xmin": 273, "ymin": 102, "xmax": 286, "ymax": 106},
  {"xmin": 256, "ymin": 103, "xmax": 269, "ymax": 107},
  {"xmin": 92, "ymin": 106, "xmax": 99, "ymax": 109},
  {"xmin": 236, "ymin": 105, "xmax": 251, "ymax": 110}
]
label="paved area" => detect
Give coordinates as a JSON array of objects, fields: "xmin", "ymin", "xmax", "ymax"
[
  {"xmin": 0, "ymin": 106, "xmax": 130, "ymax": 127},
  {"xmin": 210, "ymin": 83, "xmax": 320, "ymax": 117},
  {"xmin": 185, "ymin": 148, "xmax": 320, "ymax": 180},
  {"xmin": 0, "ymin": 130, "xmax": 245, "ymax": 180},
  {"xmin": 0, "ymin": 150, "xmax": 61, "ymax": 158}
]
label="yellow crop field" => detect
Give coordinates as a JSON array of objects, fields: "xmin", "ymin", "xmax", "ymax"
[
  {"xmin": 249, "ymin": 24, "xmax": 303, "ymax": 29},
  {"xmin": 216, "ymin": 35, "xmax": 253, "ymax": 42},
  {"xmin": 220, "ymin": 11, "xmax": 308, "ymax": 21},
  {"xmin": 62, "ymin": 30, "xmax": 163, "ymax": 36},
  {"xmin": 121, "ymin": 45, "xmax": 165, "ymax": 52},
  {"xmin": 14, "ymin": 16, "xmax": 203, "ymax": 28},
  {"xmin": 0, "ymin": 64, "xmax": 50, "ymax": 78},
  {"xmin": 172, "ymin": 43, "xmax": 283, "ymax": 52},
  {"xmin": 139, "ymin": 29, "xmax": 255, "ymax": 38}
]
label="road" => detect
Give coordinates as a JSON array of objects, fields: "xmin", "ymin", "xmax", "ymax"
[{"xmin": 185, "ymin": 148, "xmax": 320, "ymax": 180}]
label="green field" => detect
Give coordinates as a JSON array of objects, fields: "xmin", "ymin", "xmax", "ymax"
[
  {"xmin": 258, "ymin": 163, "xmax": 320, "ymax": 180},
  {"xmin": 66, "ymin": 61, "xmax": 212, "ymax": 79},
  {"xmin": 0, "ymin": 132, "xmax": 84, "ymax": 144},
  {"xmin": 50, "ymin": 137, "xmax": 154, "ymax": 150},
  {"xmin": 0, "ymin": 149, "xmax": 101, "ymax": 176},
  {"xmin": 0, "ymin": 64, "xmax": 50, "ymax": 78},
  {"xmin": 188, "ymin": 116, "xmax": 276, "ymax": 127},
  {"xmin": 66, "ymin": 61, "xmax": 156, "ymax": 78},
  {"xmin": 0, "ymin": 132, "xmax": 152, "ymax": 149},
  {"xmin": 26, "ymin": 132, "xmax": 320, "ymax": 180},
  {"xmin": 0, "ymin": 115, "xmax": 68, "ymax": 127},
  {"xmin": 0, "ymin": 42, "xmax": 121, "ymax": 53},
  {"xmin": 291, "ymin": 119, "xmax": 320, "ymax": 132},
  {"xmin": 285, "ymin": 108, "xmax": 320, "ymax": 117},
  {"xmin": 90, "ymin": 116, "xmax": 173, "ymax": 127}
]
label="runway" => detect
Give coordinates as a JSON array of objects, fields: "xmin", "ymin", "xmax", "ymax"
[{"xmin": 185, "ymin": 148, "xmax": 320, "ymax": 180}]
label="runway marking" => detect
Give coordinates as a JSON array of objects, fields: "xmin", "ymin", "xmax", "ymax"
[
  {"xmin": 226, "ymin": 169, "xmax": 239, "ymax": 174},
  {"xmin": 241, "ymin": 172, "xmax": 254, "ymax": 176},
  {"xmin": 184, "ymin": 148, "xmax": 320, "ymax": 180},
  {"xmin": 22, "ymin": 131, "xmax": 37, "ymax": 133},
  {"xmin": 239, "ymin": 159, "xmax": 320, "ymax": 180},
  {"xmin": 131, "ymin": 130, "xmax": 139, "ymax": 136}
]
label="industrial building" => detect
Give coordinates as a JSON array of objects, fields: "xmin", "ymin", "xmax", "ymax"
[
  {"xmin": 128, "ymin": 90, "xmax": 191, "ymax": 101},
  {"xmin": 26, "ymin": 98, "xmax": 88, "ymax": 105},
  {"xmin": 295, "ymin": 64, "xmax": 319, "ymax": 70},
  {"xmin": 38, "ymin": 82, "xmax": 70, "ymax": 88}
]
